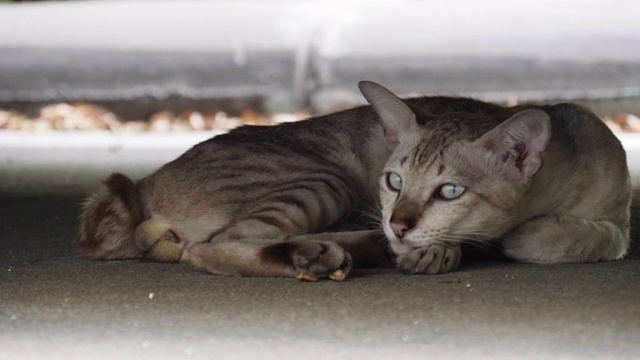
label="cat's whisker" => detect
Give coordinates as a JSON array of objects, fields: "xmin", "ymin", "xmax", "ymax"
[
  {"xmin": 452, "ymin": 223, "xmax": 509, "ymax": 233},
  {"xmin": 356, "ymin": 208, "xmax": 383, "ymax": 223},
  {"xmin": 439, "ymin": 234, "xmax": 503, "ymax": 252},
  {"xmin": 429, "ymin": 239, "xmax": 457, "ymax": 252},
  {"xmin": 350, "ymin": 206, "xmax": 384, "ymax": 231},
  {"xmin": 436, "ymin": 235, "xmax": 468, "ymax": 243},
  {"xmin": 441, "ymin": 231, "xmax": 495, "ymax": 241},
  {"xmin": 449, "ymin": 227, "xmax": 504, "ymax": 240},
  {"xmin": 438, "ymin": 232, "xmax": 500, "ymax": 247},
  {"xmin": 359, "ymin": 204, "xmax": 382, "ymax": 216}
]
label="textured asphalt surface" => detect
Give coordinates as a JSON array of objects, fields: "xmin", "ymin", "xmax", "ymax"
[{"xmin": 1, "ymin": 192, "xmax": 639, "ymax": 360}]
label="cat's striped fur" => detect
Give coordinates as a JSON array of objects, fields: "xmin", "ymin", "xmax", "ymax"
[
  {"xmin": 75, "ymin": 81, "xmax": 631, "ymax": 279},
  {"xmin": 76, "ymin": 101, "xmax": 396, "ymax": 279}
]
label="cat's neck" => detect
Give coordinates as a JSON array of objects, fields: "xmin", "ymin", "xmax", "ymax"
[{"xmin": 518, "ymin": 140, "xmax": 588, "ymax": 221}]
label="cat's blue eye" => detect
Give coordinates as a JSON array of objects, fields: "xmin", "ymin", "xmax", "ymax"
[
  {"xmin": 387, "ymin": 172, "xmax": 403, "ymax": 191},
  {"xmin": 439, "ymin": 184, "xmax": 465, "ymax": 200}
]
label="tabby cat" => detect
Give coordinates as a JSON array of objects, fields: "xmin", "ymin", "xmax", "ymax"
[{"xmin": 75, "ymin": 81, "xmax": 631, "ymax": 280}]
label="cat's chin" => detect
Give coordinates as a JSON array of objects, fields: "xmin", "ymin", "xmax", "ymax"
[{"xmin": 389, "ymin": 241, "xmax": 415, "ymax": 255}]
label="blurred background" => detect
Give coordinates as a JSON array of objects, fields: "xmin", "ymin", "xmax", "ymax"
[{"xmin": 1, "ymin": 0, "xmax": 640, "ymax": 192}]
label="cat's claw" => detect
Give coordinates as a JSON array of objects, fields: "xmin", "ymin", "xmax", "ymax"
[
  {"xmin": 296, "ymin": 270, "xmax": 345, "ymax": 282},
  {"xmin": 296, "ymin": 272, "xmax": 319, "ymax": 282},
  {"xmin": 396, "ymin": 243, "xmax": 461, "ymax": 275},
  {"xmin": 329, "ymin": 269, "xmax": 347, "ymax": 281}
]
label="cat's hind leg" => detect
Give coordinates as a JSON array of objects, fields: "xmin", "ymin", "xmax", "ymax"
[
  {"xmin": 184, "ymin": 229, "xmax": 393, "ymax": 280},
  {"xmin": 184, "ymin": 238, "xmax": 353, "ymax": 281},
  {"xmin": 502, "ymin": 215, "xmax": 629, "ymax": 263},
  {"xmin": 134, "ymin": 220, "xmax": 186, "ymax": 262},
  {"xmin": 290, "ymin": 230, "xmax": 393, "ymax": 268}
]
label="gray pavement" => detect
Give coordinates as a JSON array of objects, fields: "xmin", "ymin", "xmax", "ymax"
[{"xmin": 1, "ymin": 192, "xmax": 639, "ymax": 360}]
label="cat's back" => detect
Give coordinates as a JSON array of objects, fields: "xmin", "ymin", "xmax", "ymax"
[
  {"xmin": 179, "ymin": 105, "xmax": 382, "ymax": 162},
  {"xmin": 147, "ymin": 105, "xmax": 387, "ymax": 218},
  {"xmin": 543, "ymin": 102, "xmax": 622, "ymax": 145},
  {"xmin": 405, "ymin": 95, "xmax": 505, "ymax": 118},
  {"xmin": 534, "ymin": 103, "xmax": 626, "ymax": 168},
  {"xmin": 523, "ymin": 102, "xmax": 630, "ymax": 224}
]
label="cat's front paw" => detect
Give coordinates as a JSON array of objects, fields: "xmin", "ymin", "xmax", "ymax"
[{"xmin": 396, "ymin": 243, "xmax": 461, "ymax": 275}]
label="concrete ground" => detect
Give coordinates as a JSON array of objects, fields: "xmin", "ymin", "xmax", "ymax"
[{"xmin": 1, "ymin": 189, "xmax": 639, "ymax": 359}]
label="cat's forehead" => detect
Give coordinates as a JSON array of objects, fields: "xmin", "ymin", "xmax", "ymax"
[
  {"xmin": 400, "ymin": 120, "xmax": 469, "ymax": 169},
  {"xmin": 412, "ymin": 129, "xmax": 455, "ymax": 165},
  {"xmin": 390, "ymin": 114, "xmax": 495, "ymax": 182}
]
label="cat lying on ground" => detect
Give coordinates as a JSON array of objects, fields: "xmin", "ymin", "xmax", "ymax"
[{"xmin": 75, "ymin": 81, "xmax": 631, "ymax": 280}]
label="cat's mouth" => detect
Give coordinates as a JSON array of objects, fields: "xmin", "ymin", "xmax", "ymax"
[
  {"xmin": 384, "ymin": 224, "xmax": 425, "ymax": 254},
  {"xmin": 388, "ymin": 238, "xmax": 422, "ymax": 255}
]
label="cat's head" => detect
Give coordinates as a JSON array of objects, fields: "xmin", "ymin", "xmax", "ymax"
[{"xmin": 359, "ymin": 81, "xmax": 551, "ymax": 255}]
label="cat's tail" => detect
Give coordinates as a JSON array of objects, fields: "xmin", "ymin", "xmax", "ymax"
[{"xmin": 74, "ymin": 173, "xmax": 144, "ymax": 260}]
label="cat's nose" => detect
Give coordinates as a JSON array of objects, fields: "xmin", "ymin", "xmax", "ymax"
[
  {"xmin": 389, "ymin": 219, "xmax": 415, "ymax": 239},
  {"xmin": 390, "ymin": 219, "xmax": 414, "ymax": 239},
  {"xmin": 390, "ymin": 202, "xmax": 419, "ymax": 240}
]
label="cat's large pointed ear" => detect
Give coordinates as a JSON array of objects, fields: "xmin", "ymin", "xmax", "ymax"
[
  {"xmin": 475, "ymin": 109, "xmax": 551, "ymax": 181},
  {"xmin": 359, "ymin": 81, "xmax": 417, "ymax": 150}
]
